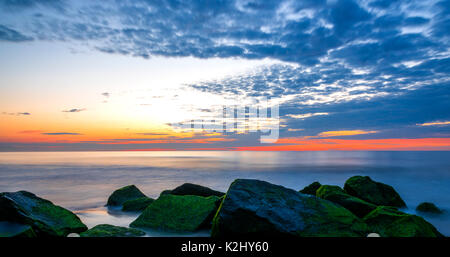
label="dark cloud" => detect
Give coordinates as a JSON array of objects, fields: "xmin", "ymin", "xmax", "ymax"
[
  {"xmin": 0, "ymin": 25, "xmax": 32, "ymax": 42},
  {"xmin": 0, "ymin": 0, "xmax": 445, "ymax": 68},
  {"xmin": 2, "ymin": 111, "xmax": 31, "ymax": 116},
  {"xmin": 41, "ymin": 132, "xmax": 82, "ymax": 135},
  {"xmin": 62, "ymin": 108, "xmax": 86, "ymax": 113}
]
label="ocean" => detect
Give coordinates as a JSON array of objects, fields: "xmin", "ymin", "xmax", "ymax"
[{"xmin": 0, "ymin": 151, "xmax": 449, "ymax": 236}]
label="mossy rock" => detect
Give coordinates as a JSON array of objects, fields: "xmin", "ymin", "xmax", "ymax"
[
  {"xmin": 160, "ymin": 190, "xmax": 172, "ymax": 196},
  {"xmin": 130, "ymin": 194, "xmax": 221, "ymax": 232},
  {"xmin": 80, "ymin": 224, "xmax": 145, "ymax": 237},
  {"xmin": 363, "ymin": 206, "xmax": 443, "ymax": 237},
  {"xmin": 0, "ymin": 191, "xmax": 87, "ymax": 237},
  {"xmin": 106, "ymin": 185, "xmax": 147, "ymax": 206},
  {"xmin": 416, "ymin": 202, "xmax": 443, "ymax": 214},
  {"xmin": 299, "ymin": 182, "xmax": 321, "ymax": 195},
  {"xmin": 0, "ymin": 221, "xmax": 37, "ymax": 237},
  {"xmin": 163, "ymin": 183, "xmax": 225, "ymax": 197},
  {"xmin": 316, "ymin": 185, "xmax": 377, "ymax": 218},
  {"xmin": 344, "ymin": 176, "xmax": 406, "ymax": 207},
  {"xmin": 212, "ymin": 179, "xmax": 368, "ymax": 237},
  {"xmin": 122, "ymin": 197, "xmax": 154, "ymax": 212}
]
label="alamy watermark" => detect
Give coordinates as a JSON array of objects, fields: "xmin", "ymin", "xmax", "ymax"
[{"xmin": 171, "ymin": 97, "xmax": 279, "ymax": 143}]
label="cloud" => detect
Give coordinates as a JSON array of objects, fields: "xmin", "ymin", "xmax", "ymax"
[
  {"xmin": 315, "ymin": 130, "xmax": 378, "ymax": 138},
  {"xmin": 19, "ymin": 130, "xmax": 41, "ymax": 134},
  {"xmin": 286, "ymin": 113, "xmax": 329, "ymax": 119},
  {"xmin": 0, "ymin": 0, "xmax": 449, "ymax": 149},
  {"xmin": 417, "ymin": 121, "xmax": 450, "ymax": 126},
  {"xmin": 62, "ymin": 108, "xmax": 86, "ymax": 113},
  {"xmin": 2, "ymin": 111, "xmax": 31, "ymax": 116},
  {"xmin": 287, "ymin": 128, "xmax": 304, "ymax": 132},
  {"xmin": 0, "ymin": 0, "xmax": 447, "ymax": 69},
  {"xmin": 0, "ymin": 25, "xmax": 32, "ymax": 42},
  {"xmin": 41, "ymin": 132, "xmax": 82, "ymax": 135},
  {"xmin": 135, "ymin": 132, "xmax": 170, "ymax": 136}
]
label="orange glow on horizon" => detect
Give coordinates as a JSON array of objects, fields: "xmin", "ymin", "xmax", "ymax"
[{"xmin": 235, "ymin": 138, "xmax": 450, "ymax": 151}]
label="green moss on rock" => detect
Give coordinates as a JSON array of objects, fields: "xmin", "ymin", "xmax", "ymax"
[
  {"xmin": 299, "ymin": 182, "xmax": 321, "ymax": 195},
  {"xmin": 130, "ymin": 194, "xmax": 221, "ymax": 232},
  {"xmin": 106, "ymin": 185, "xmax": 147, "ymax": 206},
  {"xmin": 0, "ymin": 191, "xmax": 87, "ymax": 237},
  {"xmin": 344, "ymin": 176, "xmax": 406, "ymax": 207},
  {"xmin": 363, "ymin": 206, "xmax": 443, "ymax": 237},
  {"xmin": 80, "ymin": 224, "xmax": 145, "ymax": 237},
  {"xmin": 122, "ymin": 197, "xmax": 154, "ymax": 212},
  {"xmin": 316, "ymin": 185, "xmax": 377, "ymax": 218},
  {"xmin": 0, "ymin": 221, "xmax": 36, "ymax": 237},
  {"xmin": 211, "ymin": 179, "xmax": 368, "ymax": 237},
  {"xmin": 416, "ymin": 202, "xmax": 443, "ymax": 214}
]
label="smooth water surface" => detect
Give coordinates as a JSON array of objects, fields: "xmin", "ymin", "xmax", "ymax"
[{"xmin": 0, "ymin": 151, "xmax": 449, "ymax": 236}]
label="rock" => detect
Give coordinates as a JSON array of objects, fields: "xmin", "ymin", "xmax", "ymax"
[
  {"xmin": 160, "ymin": 190, "xmax": 172, "ymax": 196},
  {"xmin": 363, "ymin": 206, "xmax": 443, "ymax": 237},
  {"xmin": 80, "ymin": 224, "xmax": 145, "ymax": 237},
  {"xmin": 130, "ymin": 194, "xmax": 221, "ymax": 232},
  {"xmin": 344, "ymin": 176, "xmax": 406, "ymax": 207},
  {"xmin": 0, "ymin": 221, "xmax": 36, "ymax": 237},
  {"xmin": 211, "ymin": 179, "xmax": 368, "ymax": 237},
  {"xmin": 316, "ymin": 185, "xmax": 377, "ymax": 218},
  {"xmin": 67, "ymin": 233, "xmax": 80, "ymax": 237},
  {"xmin": 106, "ymin": 185, "xmax": 147, "ymax": 206},
  {"xmin": 0, "ymin": 191, "xmax": 87, "ymax": 237},
  {"xmin": 299, "ymin": 181, "xmax": 321, "ymax": 195},
  {"xmin": 164, "ymin": 183, "xmax": 225, "ymax": 197},
  {"xmin": 122, "ymin": 197, "xmax": 154, "ymax": 212},
  {"xmin": 367, "ymin": 233, "xmax": 380, "ymax": 237},
  {"xmin": 416, "ymin": 202, "xmax": 443, "ymax": 214}
]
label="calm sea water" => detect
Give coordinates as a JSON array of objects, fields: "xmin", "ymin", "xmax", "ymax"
[{"xmin": 0, "ymin": 151, "xmax": 449, "ymax": 236}]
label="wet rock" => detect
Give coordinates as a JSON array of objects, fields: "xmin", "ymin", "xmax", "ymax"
[
  {"xmin": 0, "ymin": 191, "xmax": 87, "ymax": 237},
  {"xmin": 163, "ymin": 183, "xmax": 225, "ymax": 197},
  {"xmin": 416, "ymin": 202, "xmax": 443, "ymax": 214},
  {"xmin": 212, "ymin": 179, "xmax": 368, "ymax": 237},
  {"xmin": 316, "ymin": 185, "xmax": 377, "ymax": 218},
  {"xmin": 80, "ymin": 224, "xmax": 145, "ymax": 237},
  {"xmin": 106, "ymin": 185, "xmax": 147, "ymax": 206},
  {"xmin": 299, "ymin": 181, "xmax": 322, "ymax": 196},
  {"xmin": 130, "ymin": 194, "xmax": 221, "ymax": 232},
  {"xmin": 0, "ymin": 221, "xmax": 36, "ymax": 237},
  {"xmin": 344, "ymin": 176, "xmax": 406, "ymax": 207},
  {"xmin": 363, "ymin": 206, "xmax": 443, "ymax": 237},
  {"xmin": 122, "ymin": 197, "xmax": 154, "ymax": 212}
]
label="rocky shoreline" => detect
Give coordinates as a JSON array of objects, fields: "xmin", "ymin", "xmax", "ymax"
[{"xmin": 0, "ymin": 176, "xmax": 445, "ymax": 237}]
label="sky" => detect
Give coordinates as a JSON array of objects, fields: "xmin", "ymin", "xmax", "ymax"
[{"xmin": 0, "ymin": 0, "xmax": 449, "ymax": 151}]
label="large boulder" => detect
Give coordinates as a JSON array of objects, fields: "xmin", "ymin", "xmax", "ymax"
[
  {"xmin": 0, "ymin": 191, "xmax": 87, "ymax": 237},
  {"xmin": 122, "ymin": 197, "xmax": 154, "ymax": 212},
  {"xmin": 106, "ymin": 185, "xmax": 147, "ymax": 206},
  {"xmin": 363, "ymin": 206, "xmax": 443, "ymax": 237},
  {"xmin": 299, "ymin": 181, "xmax": 321, "ymax": 195},
  {"xmin": 344, "ymin": 176, "xmax": 406, "ymax": 207},
  {"xmin": 0, "ymin": 221, "xmax": 36, "ymax": 237},
  {"xmin": 316, "ymin": 185, "xmax": 377, "ymax": 218},
  {"xmin": 163, "ymin": 183, "xmax": 225, "ymax": 197},
  {"xmin": 211, "ymin": 179, "xmax": 368, "ymax": 237},
  {"xmin": 416, "ymin": 202, "xmax": 443, "ymax": 214},
  {"xmin": 80, "ymin": 224, "xmax": 145, "ymax": 237},
  {"xmin": 130, "ymin": 194, "xmax": 221, "ymax": 232}
]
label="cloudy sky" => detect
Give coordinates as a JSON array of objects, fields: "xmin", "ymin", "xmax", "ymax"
[{"xmin": 0, "ymin": 0, "xmax": 449, "ymax": 151}]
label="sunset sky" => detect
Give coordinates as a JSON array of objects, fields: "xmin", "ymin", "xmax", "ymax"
[{"xmin": 0, "ymin": 0, "xmax": 449, "ymax": 151}]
